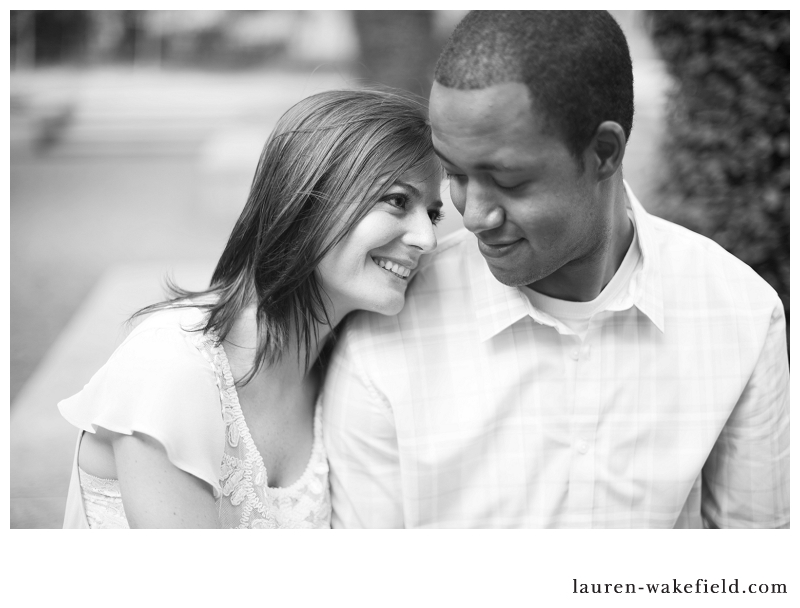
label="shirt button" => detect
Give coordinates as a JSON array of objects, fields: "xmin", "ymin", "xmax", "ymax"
[
  {"xmin": 577, "ymin": 440, "xmax": 589, "ymax": 454},
  {"xmin": 570, "ymin": 349, "xmax": 580, "ymax": 360}
]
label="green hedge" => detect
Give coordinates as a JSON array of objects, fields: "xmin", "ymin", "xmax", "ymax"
[{"xmin": 647, "ymin": 11, "xmax": 789, "ymax": 326}]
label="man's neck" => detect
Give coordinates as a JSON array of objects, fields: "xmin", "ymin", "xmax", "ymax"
[{"xmin": 528, "ymin": 179, "xmax": 633, "ymax": 302}]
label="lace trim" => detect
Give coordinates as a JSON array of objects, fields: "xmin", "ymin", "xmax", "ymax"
[
  {"xmin": 78, "ymin": 467, "xmax": 130, "ymax": 529},
  {"xmin": 192, "ymin": 330, "xmax": 329, "ymax": 529},
  {"xmin": 79, "ymin": 468, "xmax": 121, "ymax": 495}
]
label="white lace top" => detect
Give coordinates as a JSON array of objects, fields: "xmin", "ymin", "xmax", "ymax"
[{"xmin": 58, "ymin": 308, "xmax": 331, "ymax": 529}]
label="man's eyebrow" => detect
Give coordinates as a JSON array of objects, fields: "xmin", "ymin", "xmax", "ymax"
[
  {"xmin": 433, "ymin": 147, "xmax": 460, "ymax": 169},
  {"xmin": 433, "ymin": 148, "xmax": 526, "ymax": 173},
  {"xmin": 474, "ymin": 161, "xmax": 525, "ymax": 172}
]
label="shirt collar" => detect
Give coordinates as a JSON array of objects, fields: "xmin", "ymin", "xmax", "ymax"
[
  {"xmin": 468, "ymin": 180, "xmax": 665, "ymax": 342},
  {"xmin": 624, "ymin": 181, "xmax": 665, "ymax": 333},
  {"xmin": 466, "ymin": 238, "xmax": 531, "ymax": 342}
]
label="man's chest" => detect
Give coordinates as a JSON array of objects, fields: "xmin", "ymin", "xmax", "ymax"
[{"xmin": 373, "ymin": 314, "xmax": 747, "ymax": 526}]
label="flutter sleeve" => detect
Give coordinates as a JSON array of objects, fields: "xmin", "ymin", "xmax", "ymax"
[{"xmin": 58, "ymin": 321, "xmax": 226, "ymax": 494}]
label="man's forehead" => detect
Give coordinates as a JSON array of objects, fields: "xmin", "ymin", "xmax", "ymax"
[
  {"xmin": 430, "ymin": 82, "xmax": 534, "ymax": 125},
  {"xmin": 429, "ymin": 81, "xmax": 553, "ymax": 150}
]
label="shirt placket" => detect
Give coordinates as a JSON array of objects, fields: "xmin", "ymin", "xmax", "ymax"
[{"xmin": 565, "ymin": 329, "xmax": 600, "ymax": 527}]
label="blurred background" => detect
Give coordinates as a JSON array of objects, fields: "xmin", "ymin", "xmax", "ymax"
[{"xmin": 9, "ymin": 10, "xmax": 789, "ymax": 528}]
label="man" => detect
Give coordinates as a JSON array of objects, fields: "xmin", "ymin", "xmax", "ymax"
[{"xmin": 322, "ymin": 11, "xmax": 789, "ymax": 528}]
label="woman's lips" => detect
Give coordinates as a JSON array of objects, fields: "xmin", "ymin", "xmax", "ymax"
[{"xmin": 372, "ymin": 256, "xmax": 413, "ymax": 279}]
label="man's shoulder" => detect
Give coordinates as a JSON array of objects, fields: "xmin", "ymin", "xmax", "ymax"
[
  {"xmin": 339, "ymin": 229, "xmax": 479, "ymax": 350},
  {"xmin": 402, "ymin": 228, "xmax": 481, "ymax": 314},
  {"xmin": 419, "ymin": 227, "xmax": 474, "ymax": 263},
  {"xmin": 648, "ymin": 213, "xmax": 780, "ymax": 306}
]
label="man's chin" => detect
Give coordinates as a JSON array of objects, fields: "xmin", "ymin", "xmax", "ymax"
[{"xmin": 484, "ymin": 259, "xmax": 539, "ymax": 288}]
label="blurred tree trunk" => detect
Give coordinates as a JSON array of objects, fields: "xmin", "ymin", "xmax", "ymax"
[{"xmin": 352, "ymin": 11, "xmax": 437, "ymax": 97}]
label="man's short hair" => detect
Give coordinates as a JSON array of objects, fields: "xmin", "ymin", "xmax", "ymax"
[{"xmin": 435, "ymin": 11, "xmax": 634, "ymax": 157}]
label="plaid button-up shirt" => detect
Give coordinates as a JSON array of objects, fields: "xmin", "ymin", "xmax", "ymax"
[{"xmin": 322, "ymin": 185, "xmax": 789, "ymax": 528}]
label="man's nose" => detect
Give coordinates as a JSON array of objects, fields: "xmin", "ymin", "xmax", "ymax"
[{"xmin": 460, "ymin": 182, "xmax": 505, "ymax": 235}]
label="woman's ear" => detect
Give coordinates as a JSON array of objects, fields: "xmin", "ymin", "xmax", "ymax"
[{"xmin": 592, "ymin": 121, "xmax": 626, "ymax": 181}]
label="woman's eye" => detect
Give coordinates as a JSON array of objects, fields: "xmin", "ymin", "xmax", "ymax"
[
  {"xmin": 428, "ymin": 209, "xmax": 445, "ymax": 226},
  {"xmin": 382, "ymin": 193, "xmax": 408, "ymax": 210},
  {"xmin": 446, "ymin": 172, "xmax": 466, "ymax": 182}
]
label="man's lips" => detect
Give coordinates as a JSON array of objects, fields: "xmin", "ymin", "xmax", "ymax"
[{"xmin": 477, "ymin": 238, "xmax": 522, "ymax": 259}]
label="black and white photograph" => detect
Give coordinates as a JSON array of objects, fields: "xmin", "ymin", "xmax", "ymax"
[{"xmin": 6, "ymin": 7, "xmax": 792, "ymax": 605}]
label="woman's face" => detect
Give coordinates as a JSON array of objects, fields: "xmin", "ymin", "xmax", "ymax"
[{"xmin": 318, "ymin": 157, "xmax": 443, "ymax": 321}]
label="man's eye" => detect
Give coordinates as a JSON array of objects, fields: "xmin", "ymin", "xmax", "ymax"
[{"xmin": 494, "ymin": 179, "xmax": 527, "ymax": 192}]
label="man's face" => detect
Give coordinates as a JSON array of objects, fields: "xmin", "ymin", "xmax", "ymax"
[{"xmin": 429, "ymin": 81, "xmax": 609, "ymax": 295}]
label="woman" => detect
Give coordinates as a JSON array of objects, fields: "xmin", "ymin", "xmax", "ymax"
[{"xmin": 58, "ymin": 89, "xmax": 443, "ymax": 528}]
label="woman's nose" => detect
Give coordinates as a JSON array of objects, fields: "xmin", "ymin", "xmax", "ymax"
[{"xmin": 403, "ymin": 207, "xmax": 438, "ymax": 253}]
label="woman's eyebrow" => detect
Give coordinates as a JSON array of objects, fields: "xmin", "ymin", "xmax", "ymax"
[
  {"xmin": 393, "ymin": 181, "xmax": 420, "ymax": 196},
  {"xmin": 391, "ymin": 181, "xmax": 443, "ymax": 209}
]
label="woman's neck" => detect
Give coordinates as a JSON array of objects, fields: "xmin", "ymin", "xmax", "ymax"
[{"xmin": 223, "ymin": 305, "xmax": 332, "ymax": 388}]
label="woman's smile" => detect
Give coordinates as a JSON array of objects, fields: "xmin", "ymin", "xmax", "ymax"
[{"xmin": 371, "ymin": 255, "xmax": 414, "ymax": 280}]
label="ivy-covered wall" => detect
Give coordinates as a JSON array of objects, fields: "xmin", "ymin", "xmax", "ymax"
[{"xmin": 647, "ymin": 11, "xmax": 789, "ymax": 326}]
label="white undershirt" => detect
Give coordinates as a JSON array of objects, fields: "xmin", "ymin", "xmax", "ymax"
[{"xmin": 521, "ymin": 213, "xmax": 641, "ymax": 341}]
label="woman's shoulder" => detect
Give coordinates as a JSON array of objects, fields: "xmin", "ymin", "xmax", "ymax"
[
  {"xmin": 126, "ymin": 304, "xmax": 208, "ymax": 341},
  {"xmin": 111, "ymin": 305, "xmax": 212, "ymax": 364},
  {"xmin": 58, "ymin": 304, "xmax": 227, "ymax": 491},
  {"xmin": 59, "ymin": 304, "xmax": 223, "ymax": 438}
]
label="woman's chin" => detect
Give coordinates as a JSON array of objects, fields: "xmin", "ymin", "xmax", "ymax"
[{"xmin": 361, "ymin": 292, "xmax": 406, "ymax": 317}]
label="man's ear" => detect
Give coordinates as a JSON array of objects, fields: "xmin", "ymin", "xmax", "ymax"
[{"xmin": 591, "ymin": 121, "xmax": 626, "ymax": 181}]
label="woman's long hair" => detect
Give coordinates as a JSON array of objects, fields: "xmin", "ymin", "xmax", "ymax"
[{"xmin": 132, "ymin": 89, "xmax": 435, "ymax": 383}]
